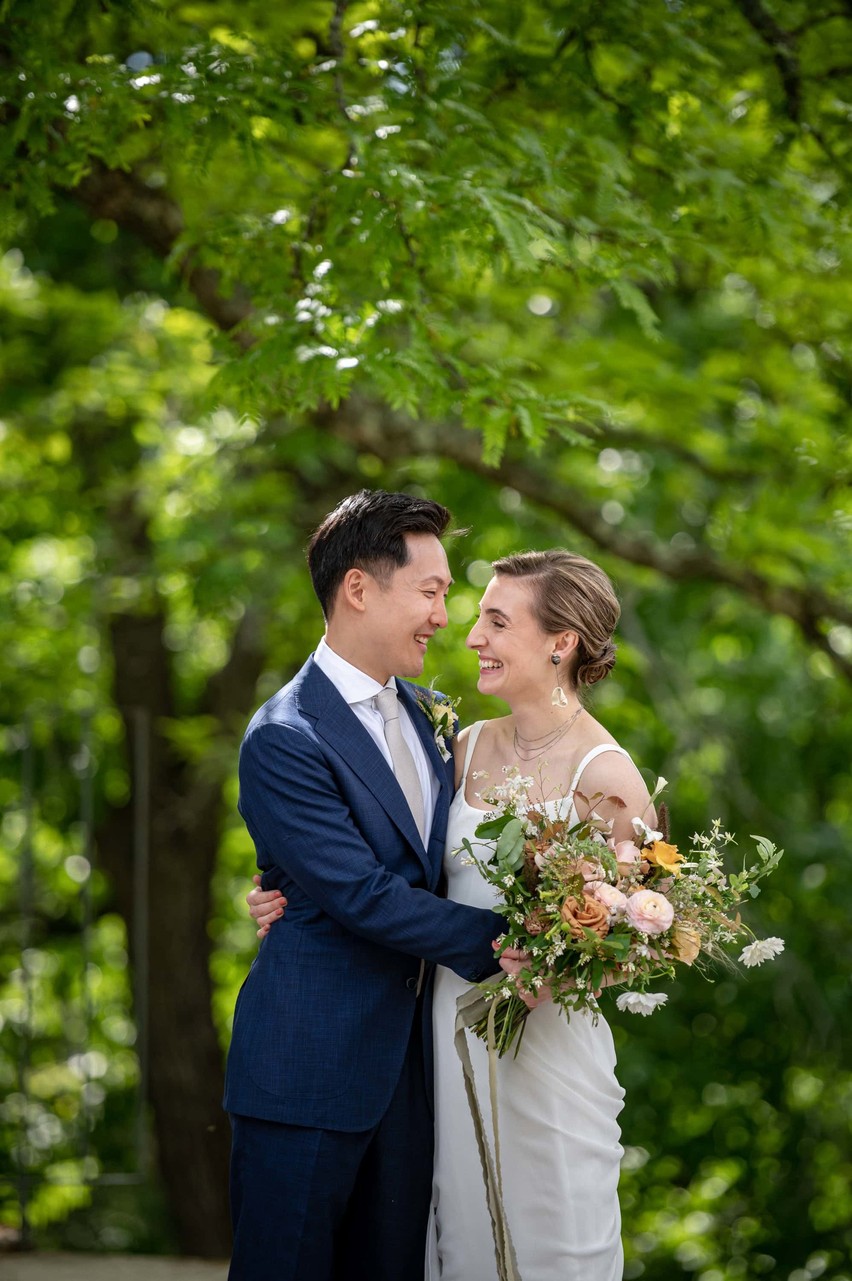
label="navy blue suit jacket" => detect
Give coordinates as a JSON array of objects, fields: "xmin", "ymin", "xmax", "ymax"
[{"xmin": 223, "ymin": 656, "xmax": 502, "ymax": 1131}]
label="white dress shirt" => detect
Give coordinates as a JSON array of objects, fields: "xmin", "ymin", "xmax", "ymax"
[{"xmin": 314, "ymin": 637, "xmax": 436, "ymax": 846}]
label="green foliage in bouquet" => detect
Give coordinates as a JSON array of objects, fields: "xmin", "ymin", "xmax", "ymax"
[{"xmin": 459, "ymin": 772, "xmax": 784, "ymax": 1056}]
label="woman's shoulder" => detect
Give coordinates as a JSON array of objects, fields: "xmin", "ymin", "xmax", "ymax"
[
  {"xmin": 453, "ymin": 716, "xmax": 510, "ymax": 789},
  {"xmin": 572, "ymin": 737, "xmax": 648, "ymax": 808},
  {"xmin": 454, "ymin": 715, "xmax": 510, "ymax": 751}
]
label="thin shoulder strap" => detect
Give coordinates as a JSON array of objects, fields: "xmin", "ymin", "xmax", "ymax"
[
  {"xmin": 569, "ymin": 743, "xmax": 632, "ymax": 795},
  {"xmin": 461, "ymin": 720, "xmax": 487, "ymax": 783}
]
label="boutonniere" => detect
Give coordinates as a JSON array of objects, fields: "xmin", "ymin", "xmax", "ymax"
[{"xmin": 416, "ymin": 686, "xmax": 460, "ymax": 763}]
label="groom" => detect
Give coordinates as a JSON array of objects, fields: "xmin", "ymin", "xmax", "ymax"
[{"xmin": 224, "ymin": 490, "xmax": 504, "ymax": 1281}]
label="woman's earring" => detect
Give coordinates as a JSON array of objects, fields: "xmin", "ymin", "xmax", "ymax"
[{"xmin": 550, "ymin": 654, "xmax": 569, "ymax": 707}]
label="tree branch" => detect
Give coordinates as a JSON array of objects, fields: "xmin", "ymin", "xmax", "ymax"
[
  {"xmin": 565, "ymin": 419, "xmax": 758, "ymax": 485},
  {"xmin": 314, "ymin": 397, "xmax": 852, "ymax": 680},
  {"xmin": 73, "ymin": 165, "xmax": 255, "ymax": 346},
  {"xmin": 67, "ymin": 164, "xmax": 851, "ymax": 680},
  {"xmin": 735, "ymin": 0, "xmax": 802, "ymax": 121}
]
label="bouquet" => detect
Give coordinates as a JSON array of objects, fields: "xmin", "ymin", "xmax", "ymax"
[{"xmin": 458, "ymin": 767, "xmax": 785, "ymax": 1057}]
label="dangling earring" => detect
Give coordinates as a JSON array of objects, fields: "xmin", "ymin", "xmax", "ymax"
[{"xmin": 551, "ymin": 653, "xmax": 569, "ymax": 707}]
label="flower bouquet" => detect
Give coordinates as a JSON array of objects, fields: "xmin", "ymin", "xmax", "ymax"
[{"xmin": 457, "ymin": 767, "xmax": 785, "ymax": 1057}]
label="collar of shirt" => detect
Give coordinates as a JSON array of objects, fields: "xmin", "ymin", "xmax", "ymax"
[
  {"xmin": 313, "ymin": 638, "xmax": 436, "ymax": 848},
  {"xmin": 314, "ymin": 636, "xmax": 397, "ymax": 708}
]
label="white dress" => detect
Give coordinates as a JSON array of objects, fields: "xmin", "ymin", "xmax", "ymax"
[{"xmin": 427, "ymin": 722, "xmax": 627, "ymax": 1281}]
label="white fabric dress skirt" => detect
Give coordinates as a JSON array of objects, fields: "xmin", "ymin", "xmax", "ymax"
[{"xmin": 427, "ymin": 723, "xmax": 626, "ymax": 1281}]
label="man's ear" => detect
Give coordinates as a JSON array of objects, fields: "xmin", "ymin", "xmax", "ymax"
[{"xmin": 339, "ymin": 567, "xmax": 369, "ymax": 613}]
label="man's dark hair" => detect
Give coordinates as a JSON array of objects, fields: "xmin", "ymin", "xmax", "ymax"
[{"xmin": 307, "ymin": 490, "xmax": 452, "ymax": 620}]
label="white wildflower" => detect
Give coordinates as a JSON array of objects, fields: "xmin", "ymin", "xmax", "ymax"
[
  {"xmin": 739, "ymin": 937, "xmax": 785, "ymax": 967},
  {"xmin": 648, "ymin": 775, "xmax": 668, "ymax": 805},
  {"xmin": 632, "ymin": 816, "xmax": 663, "ymax": 843},
  {"xmin": 503, "ymin": 874, "xmax": 515, "ymax": 888},
  {"xmin": 616, "ymin": 991, "xmax": 669, "ymax": 1016}
]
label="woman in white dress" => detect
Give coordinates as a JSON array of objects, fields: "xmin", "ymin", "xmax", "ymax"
[
  {"xmin": 427, "ymin": 550, "xmax": 649, "ymax": 1281},
  {"xmin": 250, "ymin": 550, "xmax": 650, "ymax": 1280}
]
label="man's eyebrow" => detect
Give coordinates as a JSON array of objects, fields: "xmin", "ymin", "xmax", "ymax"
[{"xmin": 420, "ymin": 574, "xmax": 454, "ymax": 587}]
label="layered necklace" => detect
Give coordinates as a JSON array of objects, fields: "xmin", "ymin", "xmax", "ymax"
[{"xmin": 512, "ymin": 704, "xmax": 583, "ymax": 761}]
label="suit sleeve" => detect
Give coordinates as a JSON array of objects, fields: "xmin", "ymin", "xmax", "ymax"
[{"xmin": 239, "ymin": 722, "xmax": 502, "ymax": 982}]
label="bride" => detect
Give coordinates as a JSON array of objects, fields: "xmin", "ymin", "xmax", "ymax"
[{"xmin": 250, "ymin": 549, "xmax": 651, "ymax": 1280}]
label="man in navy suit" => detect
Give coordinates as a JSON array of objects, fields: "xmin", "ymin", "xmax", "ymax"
[{"xmin": 224, "ymin": 490, "xmax": 503, "ymax": 1280}]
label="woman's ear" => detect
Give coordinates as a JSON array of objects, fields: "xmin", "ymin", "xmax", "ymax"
[{"xmin": 552, "ymin": 629, "xmax": 580, "ymax": 663}]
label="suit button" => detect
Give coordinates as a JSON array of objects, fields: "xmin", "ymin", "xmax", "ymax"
[{"xmin": 405, "ymin": 977, "xmax": 418, "ymax": 990}]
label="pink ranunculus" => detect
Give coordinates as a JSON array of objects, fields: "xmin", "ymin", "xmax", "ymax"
[
  {"xmin": 593, "ymin": 883, "xmax": 628, "ymax": 918},
  {"xmin": 614, "ymin": 840, "xmax": 643, "ymax": 874},
  {"xmin": 625, "ymin": 889, "xmax": 675, "ymax": 936}
]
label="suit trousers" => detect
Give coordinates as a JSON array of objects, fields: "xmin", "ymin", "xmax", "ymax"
[{"xmin": 228, "ymin": 1002, "xmax": 433, "ymax": 1281}]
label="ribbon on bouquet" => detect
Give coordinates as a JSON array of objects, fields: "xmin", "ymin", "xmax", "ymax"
[{"xmin": 454, "ymin": 979, "xmax": 522, "ymax": 1281}]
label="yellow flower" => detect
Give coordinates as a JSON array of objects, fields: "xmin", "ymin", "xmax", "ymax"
[
  {"xmin": 645, "ymin": 840, "xmax": 684, "ymax": 876},
  {"xmin": 671, "ymin": 923, "xmax": 701, "ymax": 965}
]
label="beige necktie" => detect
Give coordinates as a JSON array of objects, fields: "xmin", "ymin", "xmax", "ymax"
[{"xmin": 375, "ymin": 685, "xmax": 425, "ymax": 840}]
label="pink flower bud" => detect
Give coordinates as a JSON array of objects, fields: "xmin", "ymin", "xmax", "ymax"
[{"xmin": 614, "ymin": 840, "xmax": 643, "ymax": 874}]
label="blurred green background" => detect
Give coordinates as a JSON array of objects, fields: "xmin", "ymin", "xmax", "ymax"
[{"xmin": 1, "ymin": 1, "xmax": 850, "ymax": 1277}]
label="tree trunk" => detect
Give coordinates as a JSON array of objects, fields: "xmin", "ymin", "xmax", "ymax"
[
  {"xmin": 98, "ymin": 612, "xmax": 234, "ymax": 1257},
  {"xmin": 144, "ymin": 772, "xmax": 233, "ymax": 1258}
]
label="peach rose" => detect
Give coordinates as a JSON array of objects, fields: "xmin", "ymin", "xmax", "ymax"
[
  {"xmin": 560, "ymin": 893, "xmax": 611, "ymax": 940},
  {"xmin": 625, "ymin": 889, "xmax": 675, "ymax": 936},
  {"xmin": 593, "ymin": 883, "xmax": 628, "ymax": 918},
  {"xmin": 670, "ymin": 923, "xmax": 702, "ymax": 965}
]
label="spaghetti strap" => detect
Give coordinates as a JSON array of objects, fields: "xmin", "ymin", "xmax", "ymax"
[
  {"xmin": 460, "ymin": 720, "xmax": 487, "ymax": 784},
  {"xmin": 568, "ymin": 743, "xmax": 632, "ymax": 796}
]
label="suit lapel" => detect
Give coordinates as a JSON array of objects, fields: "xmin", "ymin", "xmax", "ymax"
[
  {"xmin": 298, "ymin": 661, "xmax": 432, "ymax": 877},
  {"xmin": 397, "ymin": 681, "xmax": 456, "ymax": 888}
]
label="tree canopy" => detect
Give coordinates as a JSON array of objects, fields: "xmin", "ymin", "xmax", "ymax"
[{"xmin": 1, "ymin": 1, "xmax": 850, "ymax": 1276}]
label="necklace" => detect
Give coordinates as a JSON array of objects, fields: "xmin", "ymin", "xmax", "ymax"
[{"xmin": 512, "ymin": 705, "xmax": 583, "ymax": 761}]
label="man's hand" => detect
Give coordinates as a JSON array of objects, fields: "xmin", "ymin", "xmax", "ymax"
[
  {"xmin": 495, "ymin": 943, "xmax": 551, "ymax": 1010},
  {"xmin": 247, "ymin": 875, "xmax": 287, "ymax": 938}
]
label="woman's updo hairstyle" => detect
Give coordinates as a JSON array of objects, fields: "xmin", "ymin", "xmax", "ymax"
[{"xmin": 491, "ymin": 550, "xmax": 619, "ymax": 688}]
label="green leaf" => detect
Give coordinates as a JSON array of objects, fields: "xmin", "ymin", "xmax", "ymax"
[{"xmin": 494, "ymin": 817, "xmax": 526, "ymax": 871}]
